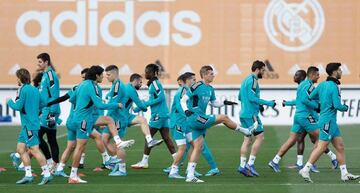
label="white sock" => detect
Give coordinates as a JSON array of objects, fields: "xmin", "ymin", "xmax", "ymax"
[
  {"xmin": 272, "ymin": 155, "xmax": 281, "ymax": 164},
  {"xmin": 56, "ymin": 162, "xmax": 66, "ymax": 172},
  {"xmin": 247, "ymin": 155, "xmax": 256, "ymax": 166},
  {"xmin": 70, "ymin": 167, "xmax": 78, "ymax": 178},
  {"xmin": 47, "ymin": 159, "xmax": 54, "ymax": 165},
  {"xmin": 24, "ymin": 166, "xmax": 32, "ymax": 177},
  {"xmin": 303, "ymin": 162, "xmax": 312, "ymax": 173},
  {"xmin": 240, "ymin": 156, "xmax": 247, "ymax": 168},
  {"xmin": 145, "ymin": 135, "xmax": 153, "ymax": 143},
  {"xmin": 41, "ymin": 165, "xmax": 51, "ymax": 178},
  {"xmin": 19, "ymin": 162, "xmax": 24, "ymax": 168},
  {"xmin": 119, "ymin": 163, "xmax": 126, "ymax": 173},
  {"xmin": 327, "ymin": 151, "xmax": 337, "ymax": 161},
  {"xmin": 235, "ymin": 124, "xmax": 249, "ymax": 134},
  {"xmin": 169, "ymin": 164, "xmax": 179, "ymax": 175},
  {"xmin": 80, "ymin": 153, "xmax": 85, "ymax": 164},
  {"xmin": 142, "ymin": 154, "xmax": 149, "ymax": 164},
  {"xmin": 101, "ymin": 152, "xmax": 110, "ymax": 164},
  {"xmin": 172, "ymin": 153, "xmax": 177, "ymax": 160},
  {"xmin": 15, "ymin": 153, "xmax": 21, "ymax": 158},
  {"xmin": 186, "ymin": 162, "xmax": 197, "ymax": 179},
  {"xmin": 340, "ymin": 165, "xmax": 348, "ymax": 176},
  {"xmin": 297, "ymin": 155, "xmax": 303, "ymax": 166}
]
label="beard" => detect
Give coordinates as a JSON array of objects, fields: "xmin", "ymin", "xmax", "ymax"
[
  {"xmin": 135, "ymin": 85, "xmax": 141, "ymax": 90},
  {"xmin": 257, "ymin": 73, "xmax": 263, "ymax": 79}
]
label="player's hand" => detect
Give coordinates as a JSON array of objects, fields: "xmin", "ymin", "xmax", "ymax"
[
  {"xmin": 344, "ymin": 104, "xmax": 349, "ymax": 111},
  {"xmin": 259, "ymin": 105, "xmax": 264, "ymax": 113},
  {"xmin": 118, "ymin": 103, "xmax": 124, "ymax": 109},
  {"xmin": 282, "ymin": 100, "xmax": 286, "ymax": 107},
  {"xmin": 224, "ymin": 100, "xmax": 238, "ymax": 105},
  {"xmin": 6, "ymin": 98, "xmax": 12, "ymax": 103},
  {"xmin": 185, "ymin": 110, "xmax": 193, "ymax": 117}
]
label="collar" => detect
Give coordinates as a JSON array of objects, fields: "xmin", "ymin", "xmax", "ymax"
[
  {"xmin": 251, "ymin": 73, "xmax": 258, "ymax": 80},
  {"xmin": 147, "ymin": 77, "xmax": 158, "ymax": 87},
  {"xmin": 326, "ymin": 76, "xmax": 340, "ymax": 85}
]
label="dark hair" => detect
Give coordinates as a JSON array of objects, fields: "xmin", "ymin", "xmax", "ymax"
[
  {"xmin": 307, "ymin": 66, "xmax": 319, "ymax": 76},
  {"xmin": 130, "ymin": 73, "xmax": 142, "ymax": 82},
  {"xmin": 177, "ymin": 74, "xmax": 184, "ymax": 82},
  {"xmin": 181, "ymin": 72, "xmax": 195, "ymax": 82},
  {"xmin": 85, "ymin": 65, "xmax": 104, "ymax": 81},
  {"xmin": 199, "ymin": 65, "xmax": 213, "ymax": 78},
  {"xmin": 251, "ymin": 60, "xmax": 265, "ymax": 72},
  {"xmin": 145, "ymin": 63, "xmax": 160, "ymax": 79},
  {"xmin": 16, "ymin": 68, "xmax": 31, "ymax": 84},
  {"xmin": 105, "ymin": 65, "xmax": 118, "ymax": 72},
  {"xmin": 81, "ymin": 67, "xmax": 89, "ymax": 75},
  {"xmin": 326, "ymin": 63, "xmax": 341, "ymax": 76},
  {"xmin": 297, "ymin": 69, "xmax": 307, "ymax": 79},
  {"xmin": 37, "ymin": 53, "xmax": 55, "ymax": 71},
  {"xmin": 32, "ymin": 72, "xmax": 43, "ymax": 87}
]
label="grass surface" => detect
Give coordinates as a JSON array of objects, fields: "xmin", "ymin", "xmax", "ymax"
[{"xmin": 0, "ymin": 124, "xmax": 359, "ymax": 193}]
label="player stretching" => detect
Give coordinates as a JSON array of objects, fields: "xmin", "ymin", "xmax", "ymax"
[
  {"xmin": 105, "ymin": 72, "xmax": 164, "ymax": 176},
  {"xmin": 132, "ymin": 64, "xmax": 176, "ymax": 169},
  {"xmin": 68, "ymin": 66, "xmax": 134, "ymax": 183},
  {"xmin": 269, "ymin": 67, "xmax": 338, "ymax": 173},
  {"xmin": 237, "ymin": 60, "xmax": 276, "ymax": 177},
  {"xmin": 7, "ymin": 68, "xmax": 52, "ymax": 185},
  {"xmin": 181, "ymin": 66, "xmax": 256, "ymax": 183},
  {"xmin": 299, "ymin": 63, "xmax": 359, "ymax": 183}
]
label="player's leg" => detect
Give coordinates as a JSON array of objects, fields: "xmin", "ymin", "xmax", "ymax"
[
  {"xmin": 296, "ymin": 132, "xmax": 307, "ymax": 168},
  {"xmin": 331, "ymin": 137, "xmax": 359, "ymax": 181},
  {"xmin": 185, "ymin": 135, "xmax": 204, "ymax": 183},
  {"xmin": 54, "ymin": 126, "xmax": 76, "ymax": 177},
  {"xmin": 159, "ymin": 127, "xmax": 176, "ymax": 158},
  {"xmin": 168, "ymin": 127, "xmax": 187, "ymax": 179},
  {"xmin": 69, "ymin": 139, "xmax": 88, "ymax": 183},
  {"xmin": 102, "ymin": 132, "xmax": 117, "ymax": 157},
  {"xmin": 131, "ymin": 116, "xmax": 163, "ymax": 147},
  {"xmin": 15, "ymin": 142, "xmax": 34, "ymax": 184},
  {"xmin": 90, "ymin": 129, "xmax": 112, "ymax": 166},
  {"xmin": 269, "ymin": 131, "xmax": 298, "ymax": 172},
  {"xmin": 246, "ymin": 132, "xmax": 264, "ymax": 176},
  {"xmin": 133, "ymin": 128, "xmax": 157, "ymax": 169},
  {"xmin": 46, "ymin": 129, "xmax": 59, "ymax": 171},
  {"xmin": 238, "ymin": 136, "xmax": 252, "ymax": 177},
  {"xmin": 38, "ymin": 126, "xmax": 52, "ymax": 164},
  {"xmin": 202, "ymin": 140, "xmax": 220, "ymax": 176},
  {"xmin": 214, "ymin": 114, "xmax": 254, "ymax": 135}
]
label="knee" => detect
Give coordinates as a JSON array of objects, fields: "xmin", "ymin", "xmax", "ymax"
[
  {"xmin": 17, "ymin": 147, "xmax": 26, "ymax": 154},
  {"xmin": 139, "ymin": 117, "xmax": 147, "ymax": 124}
]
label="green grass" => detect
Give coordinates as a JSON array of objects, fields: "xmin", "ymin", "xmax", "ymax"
[{"xmin": 0, "ymin": 124, "xmax": 359, "ymax": 193}]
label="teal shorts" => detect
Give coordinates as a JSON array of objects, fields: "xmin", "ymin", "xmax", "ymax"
[
  {"xmin": 75, "ymin": 119, "xmax": 95, "ymax": 140},
  {"xmin": 171, "ymin": 122, "xmax": 192, "ymax": 145},
  {"xmin": 240, "ymin": 115, "xmax": 264, "ymax": 135},
  {"xmin": 149, "ymin": 115, "xmax": 170, "ymax": 129},
  {"xmin": 40, "ymin": 108, "xmax": 60, "ymax": 129},
  {"xmin": 188, "ymin": 114, "xmax": 216, "ymax": 141},
  {"xmin": 102, "ymin": 114, "xmax": 136, "ymax": 138},
  {"xmin": 18, "ymin": 127, "xmax": 39, "ymax": 147},
  {"xmin": 291, "ymin": 115, "xmax": 318, "ymax": 133},
  {"xmin": 66, "ymin": 119, "xmax": 77, "ymax": 141},
  {"xmin": 319, "ymin": 120, "xmax": 341, "ymax": 141}
]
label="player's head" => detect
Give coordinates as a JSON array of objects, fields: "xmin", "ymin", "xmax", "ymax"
[
  {"xmin": 37, "ymin": 53, "xmax": 55, "ymax": 71},
  {"xmin": 81, "ymin": 68, "xmax": 89, "ymax": 80},
  {"xmin": 32, "ymin": 71, "xmax": 43, "ymax": 88},
  {"xmin": 86, "ymin": 65, "xmax": 104, "ymax": 83},
  {"xmin": 16, "ymin": 68, "xmax": 31, "ymax": 86},
  {"xmin": 200, "ymin": 65, "xmax": 214, "ymax": 83},
  {"xmin": 105, "ymin": 65, "xmax": 119, "ymax": 82},
  {"xmin": 130, "ymin": 73, "xmax": 143, "ymax": 90},
  {"xmin": 177, "ymin": 74, "xmax": 185, "ymax": 86},
  {"xmin": 326, "ymin": 63, "xmax": 342, "ymax": 79},
  {"xmin": 251, "ymin": 60, "xmax": 266, "ymax": 79},
  {"xmin": 182, "ymin": 72, "xmax": 196, "ymax": 87},
  {"xmin": 293, "ymin": 70, "xmax": 306, "ymax": 84},
  {"xmin": 307, "ymin": 66, "xmax": 320, "ymax": 83},
  {"xmin": 145, "ymin": 63, "xmax": 160, "ymax": 80}
]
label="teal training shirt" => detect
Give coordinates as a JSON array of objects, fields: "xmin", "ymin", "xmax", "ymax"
[
  {"xmin": 145, "ymin": 78, "xmax": 169, "ymax": 118},
  {"xmin": 8, "ymin": 84, "xmax": 41, "ymax": 131},
  {"xmin": 39, "ymin": 67, "xmax": 60, "ymax": 114},
  {"xmin": 295, "ymin": 79, "xmax": 319, "ymax": 118},
  {"xmin": 185, "ymin": 81, "xmax": 215, "ymax": 115}
]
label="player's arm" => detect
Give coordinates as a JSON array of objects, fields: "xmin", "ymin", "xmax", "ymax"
[
  {"xmin": 309, "ymin": 86, "xmax": 319, "ymax": 100},
  {"xmin": 283, "ymin": 99, "xmax": 296, "ymax": 106},
  {"xmin": 299, "ymin": 88, "xmax": 319, "ymax": 110},
  {"xmin": 7, "ymin": 88, "xmax": 25, "ymax": 111},
  {"xmin": 89, "ymin": 85, "xmax": 119, "ymax": 110},
  {"xmin": 144, "ymin": 82, "xmax": 165, "ymax": 107},
  {"xmin": 332, "ymin": 85, "xmax": 348, "ymax": 112},
  {"xmin": 47, "ymin": 72, "xmax": 60, "ymax": 112},
  {"xmin": 47, "ymin": 93, "xmax": 70, "ymax": 107},
  {"xmin": 180, "ymin": 90, "xmax": 194, "ymax": 117},
  {"xmin": 247, "ymin": 79, "xmax": 275, "ymax": 107},
  {"xmin": 129, "ymin": 88, "xmax": 147, "ymax": 111}
]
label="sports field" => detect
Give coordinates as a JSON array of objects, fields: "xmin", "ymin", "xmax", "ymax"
[{"xmin": 0, "ymin": 125, "xmax": 359, "ymax": 193}]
